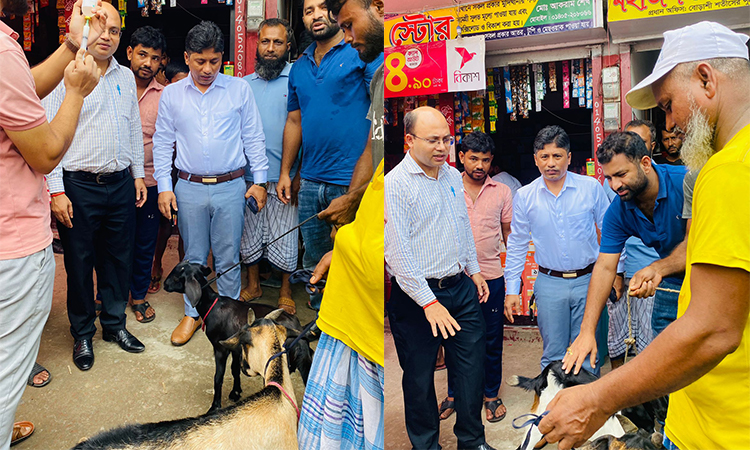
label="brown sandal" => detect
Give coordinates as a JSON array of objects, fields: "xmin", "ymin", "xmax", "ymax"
[
  {"xmin": 239, "ymin": 288, "xmax": 261, "ymax": 303},
  {"xmin": 277, "ymin": 296, "xmax": 296, "ymax": 315},
  {"xmin": 11, "ymin": 421, "xmax": 34, "ymax": 446}
]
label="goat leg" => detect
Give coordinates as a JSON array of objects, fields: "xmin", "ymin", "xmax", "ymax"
[
  {"xmin": 209, "ymin": 348, "xmax": 230, "ymax": 414},
  {"xmin": 229, "ymin": 349, "xmax": 243, "ymax": 402}
]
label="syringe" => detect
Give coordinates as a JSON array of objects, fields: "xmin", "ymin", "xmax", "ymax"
[{"xmin": 79, "ymin": 0, "xmax": 96, "ymax": 55}]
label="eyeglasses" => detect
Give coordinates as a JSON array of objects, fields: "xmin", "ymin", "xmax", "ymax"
[{"xmin": 410, "ymin": 134, "xmax": 455, "ymax": 147}]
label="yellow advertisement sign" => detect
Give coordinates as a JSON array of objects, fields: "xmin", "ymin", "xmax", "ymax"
[{"xmin": 608, "ymin": 0, "xmax": 750, "ymax": 21}]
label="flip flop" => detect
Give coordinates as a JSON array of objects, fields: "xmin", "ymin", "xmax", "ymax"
[
  {"xmin": 131, "ymin": 300, "xmax": 156, "ymax": 323},
  {"xmin": 148, "ymin": 272, "xmax": 162, "ymax": 294},
  {"xmin": 11, "ymin": 421, "xmax": 34, "ymax": 446},
  {"xmin": 484, "ymin": 398, "xmax": 506, "ymax": 423},
  {"xmin": 239, "ymin": 288, "xmax": 262, "ymax": 303},
  {"xmin": 438, "ymin": 397, "xmax": 455, "ymax": 420},
  {"xmin": 277, "ymin": 296, "xmax": 296, "ymax": 315},
  {"xmin": 27, "ymin": 362, "xmax": 51, "ymax": 388}
]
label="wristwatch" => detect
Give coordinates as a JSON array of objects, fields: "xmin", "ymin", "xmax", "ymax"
[{"xmin": 255, "ymin": 182, "xmax": 268, "ymax": 190}]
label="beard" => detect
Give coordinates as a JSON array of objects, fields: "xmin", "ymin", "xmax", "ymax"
[
  {"xmin": 254, "ymin": 49, "xmax": 289, "ymax": 81},
  {"xmin": 308, "ymin": 19, "xmax": 340, "ymax": 41},
  {"xmin": 3, "ymin": 0, "xmax": 29, "ymax": 15},
  {"xmin": 467, "ymin": 167, "xmax": 487, "ymax": 182},
  {"xmin": 618, "ymin": 166, "xmax": 649, "ymax": 202},
  {"xmin": 357, "ymin": 13, "xmax": 384, "ymax": 63},
  {"xmin": 681, "ymin": 95, "xmax": 717, "ymax": 171}
]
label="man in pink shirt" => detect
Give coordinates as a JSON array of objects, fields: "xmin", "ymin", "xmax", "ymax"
[
  {"xmin": 0, "ymin": 0, "xmax": 103, "ymax": 446},
  {"xmin": 126, "ymin": 26, "xmax": 167, "ymax": 323},
  {"xmin": 438, "ymin": 131, "xmax": 513, "ymax": 424}
]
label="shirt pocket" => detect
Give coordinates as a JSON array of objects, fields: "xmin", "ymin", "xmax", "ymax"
[
  {"xmin": 213, "ymin": 108, "xmax": 239, "ymax": 137},
  {"xmin": 568, "ymin": 210, "xmax": 594, "ymax": 241}
]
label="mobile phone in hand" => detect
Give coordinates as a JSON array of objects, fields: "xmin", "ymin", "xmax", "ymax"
[{"xmin": 246, "ymin": 196, "xmax": 258, "ymax": 214}]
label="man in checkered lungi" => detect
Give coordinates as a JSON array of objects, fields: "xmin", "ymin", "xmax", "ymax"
[{"xmin": 240, "ymin": 19, "xmax": 299, "ymax": 314}]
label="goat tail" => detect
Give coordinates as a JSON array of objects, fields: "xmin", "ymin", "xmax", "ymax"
[{"xmin": 507, "ymin": 375, "xmax": 536, "ymax": 390}]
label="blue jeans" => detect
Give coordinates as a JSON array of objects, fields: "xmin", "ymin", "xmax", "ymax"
[
  {"xmin": 534, "ymin": 272, "xmax": 600, "ymax": 375},
  {"xmin": 663, "ymin": 435, "xmax": 680, "ymax": 450},
  {"xmin": 130, "ymin": 185, "xmax": 161, "ymax": 300},
  {"xmin": 298, "ymin": 179, "xmax": 348, "ymax": 310},
  {"xmin": 175, "ymin": 178, "xmax": 245, "ymax": 317},
  {"xmin": 448, "ymin": 276, "xmax": 504, "ymax": 399},
  {"xmin": 652, "ymin": 278, "xmax": 682, "ymax": 337}
]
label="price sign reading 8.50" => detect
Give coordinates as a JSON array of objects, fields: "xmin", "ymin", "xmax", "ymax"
[{"xmin": 384, "ymin": 41, "xmax": 448, "ymax": 98}]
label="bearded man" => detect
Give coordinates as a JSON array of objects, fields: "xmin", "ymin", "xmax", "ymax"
[
  {"xmin": 563, "ymin": 131, "xmax": 688, "ymax": 376},
  {"xmin": 238, "ymin": 19, "xmax": 300, "ymax": 314},
  {"xmin": 540, "ymin": 21, "xmax": 750, "ymax": 450}
]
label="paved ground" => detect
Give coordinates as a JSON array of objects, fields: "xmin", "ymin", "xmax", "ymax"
[
  {"xmin": 14, "ymin": 236, "xmax": 317, "ymax": 449},
  {"xmin": 385, "ymin": 318, "xmax": 613, "ymax": 449}
]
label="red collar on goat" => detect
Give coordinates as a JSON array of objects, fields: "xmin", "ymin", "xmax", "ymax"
[
  {"xmin": 201, "ymin": 297, "xmax": 220, "ymax": 332},
  {"xmin": 267, "ymin": 380, "xmax": 300, "ymax": 419}
]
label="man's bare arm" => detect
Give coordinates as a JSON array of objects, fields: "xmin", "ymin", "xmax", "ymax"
[
  {"xmin": 540, "ymin": 263, "xmax": 749, "ymax": 448},
  {"xmin": 277, "ymin": 109, "xmax": 302, "ymax": 204},
  {"xmin": 318, "ymin": 131, "xmax": 373, "ymax": 225}
]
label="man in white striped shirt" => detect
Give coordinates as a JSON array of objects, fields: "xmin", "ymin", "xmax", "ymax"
[
  {"xmin": 43, "ymin": 1, "xmax": 147, "ymax": 371},
  {"xmin": 385, "ymin": 107, "xmax": 494, "ymax": 450}
]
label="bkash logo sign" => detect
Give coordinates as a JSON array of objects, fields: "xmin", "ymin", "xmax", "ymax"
[{"xmin": 454, "ymin": 47, "xmax": 477, "ymax": 69}]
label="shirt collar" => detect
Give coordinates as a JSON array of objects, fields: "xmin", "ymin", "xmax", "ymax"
[
  {"xmin": 185, "ymin": 72, "xmax": 226, "ymax": 93},
  {"xmin": 404, "ymin": 151, "xmax": 450, "ymax": 179},
  {"xmin": 537, "ymin": 171, "xmax": 577, "ymax": 194},
  {"xmin": 249, "ymin": 62, "xmax": 292, "ymax": 80},
  {"xmin": 302, "ymin": 37, "xmax": 346, "ymax": 60},
  {"xmin": 102, "ymin": 57, "xmax": 122, "ymax": 76},
  {"xmin": 463, "ymin": 172, "xmax": 499, "ymax": 188},
  {"xmin": 145, "ymin": 76, "xmax": 164, "ymax": 93},
  {"xmin": 0, "ymin": 21, "xmax": 19, "ymax": 40}
]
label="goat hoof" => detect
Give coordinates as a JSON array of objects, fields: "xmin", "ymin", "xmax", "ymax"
[
  {"xmin": 229, "ymin": 390, "xmax": 242, "ymax": 402},
  {"xmin": 206, "ymin": 405, "xmax": 221, "ymax": 416}
]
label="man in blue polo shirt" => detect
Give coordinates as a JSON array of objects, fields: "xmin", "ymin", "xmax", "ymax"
[
  {"xmin": 239, "ymin": 18, "xmax": 300, "ymax": 314},
  {"xmin": 276, "ymin": 0, "xmax": 382, "ymax": 311},
  {"xmin": 564, "ymin": 131, "xmax": 688, "ymax": 374}
]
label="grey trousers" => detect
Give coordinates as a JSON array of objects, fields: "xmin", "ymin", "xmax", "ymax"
[{"xmin": 0, "ymin": 246, "xmax": 54, "ymax": 449}]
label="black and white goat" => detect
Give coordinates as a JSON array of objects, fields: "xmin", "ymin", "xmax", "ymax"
[
  {"xmin": 163, "ymin": 261, "xmax": 314, "ymax": 413},
  {"xmin": 509, "ymin": 361, "xmax": 666, "ymax": 450},
  {"xmin": 72, "ymin": 309, "xmax": 299, "ymax": 450}
]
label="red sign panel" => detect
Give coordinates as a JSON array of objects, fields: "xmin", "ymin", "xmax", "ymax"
[{"xmin": 385, "ymin": 40, "xmax": 447, "ymax": 98}]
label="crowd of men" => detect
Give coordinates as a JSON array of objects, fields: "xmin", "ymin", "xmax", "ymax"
[
  {"xmin": 384, "ymin": 21, "xmax": 749, "ymax": 450},
  {"xmin": 0, "ymin": 0, "xmax": 385, "ymax": 446}
]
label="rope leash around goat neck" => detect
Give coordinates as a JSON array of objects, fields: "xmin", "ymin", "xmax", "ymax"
[
  {"xmin": 200, "ymin": 213, "xmax": 320, "ymax": 289},
  {"xmin": 261, "ymin": 319, "xmax": 318, "ymax": 420},
  {"xmin": 513, "ymin": 411, "xmax": 550, "ymax": 450}
]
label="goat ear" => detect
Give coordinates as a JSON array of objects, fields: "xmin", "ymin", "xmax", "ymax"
[
  {"xmin": 264, "ymin": 308, "xmax": 285, "ymax": 322},
  {"xmin": 220, "ymin": 332, "xmax": 241, "ymax": 351},
  {"xmin": 247, "ymin": 309, "xmax": 256, "ymax": 325},
  {"xmin": 185, "ymin": 277, "xmax": 202, "ymax": 307},
  {"xmin": 200, "ymin": 265, "xmax": 212, "ymax": 276},
  {"xmin": 275, "ymin": 324, "xmax": 288, "ymax": 339}
]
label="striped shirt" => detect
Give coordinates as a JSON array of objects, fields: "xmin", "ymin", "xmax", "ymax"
[
  {"xmin": 385, "ymin": 152, "xmax": 480, "ymax": 307},
  {"xmin": 505, "ymin": 172, "xmax": 609, "ymax": 295},
  {"xmin": 43, "ymin": 58, "xmax": 145, "ymax": 193}
]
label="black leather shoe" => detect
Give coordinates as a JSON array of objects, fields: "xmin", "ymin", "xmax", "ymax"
[
  {"xmin": 73, "ymin": 339, "xmax": 94, "ymax": 371},
  {"xmin": 461, "ymin": 444, "xmax": 497, "ymax": 450},
  {"xmin": 102, "ymin": 328, "xmax": 145, "ymax": 353}
]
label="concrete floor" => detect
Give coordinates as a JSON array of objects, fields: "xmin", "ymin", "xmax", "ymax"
[{"xmin": 14, "ymin": 236, "xmax": 317, "ymax": 450}]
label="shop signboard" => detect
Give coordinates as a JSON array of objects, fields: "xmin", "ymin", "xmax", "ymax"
[
  {"xmin": 384, "ymin": 0, "xmax": 596, "ymax": 47},
  {"xmin": 608, "ymin": 0, "xmax": 750, "ymax": 21},
  {"xmin": 385, "ymin": 36, "xmax": 486, "ymax": 98}
]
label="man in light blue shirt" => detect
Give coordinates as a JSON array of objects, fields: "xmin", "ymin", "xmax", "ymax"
[
  {"xmin": 153, "ymin": 21, "xmax": 269, "ymax": 346},
  {"xmin": 504, "ymin": 125, "xmax": 609, "ymax": 374},
  {"xmin": 238, "ymin": 19, "xmax": 299, "ymax": 314}
]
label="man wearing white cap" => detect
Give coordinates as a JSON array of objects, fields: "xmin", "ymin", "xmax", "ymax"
[{"xmin": 536, "ymin": 21, "xmax": 750, "ymax": 450}]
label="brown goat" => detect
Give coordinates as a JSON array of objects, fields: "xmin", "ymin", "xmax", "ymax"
[{"xmin": 71, "ymin": 309, "xmax": 299, "ymax": 450}]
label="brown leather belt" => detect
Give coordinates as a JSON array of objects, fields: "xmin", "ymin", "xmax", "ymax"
[
  {"xmin": 178, "ymin": 169, "xmax": 245, "ymax": 185},
  {"xmin": 538, "ymin": 262, "xmax": 595, "ymax": 279}
]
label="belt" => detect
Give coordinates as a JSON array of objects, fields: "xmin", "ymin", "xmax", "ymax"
[
  {"xmin": 426, "ymin": 272, "xmax": 462, "ymax": 290},
  {"xmin": 63, "ymin": 169, "xmax": 130, "ymax": 185},
  {"xmin": 538, "ymin": 262, "xmax": 595, "ymax": 279},
  {"xmin": 178, "ymin": 169, "xmax": 245, "ymax": 185}
]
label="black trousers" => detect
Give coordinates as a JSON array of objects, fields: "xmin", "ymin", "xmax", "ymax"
[
  {"xmin": 57, "ymin": 173, "xmax": 135, "ymax": 341},
  {"xmin": 388, "ymin": 273, "xmax": 486, "ymax": 449}
]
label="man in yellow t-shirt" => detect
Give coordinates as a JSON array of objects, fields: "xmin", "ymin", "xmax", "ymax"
[{"xmin": 535, "ymin": 21, "xmax": 750, "ymax": 450}]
